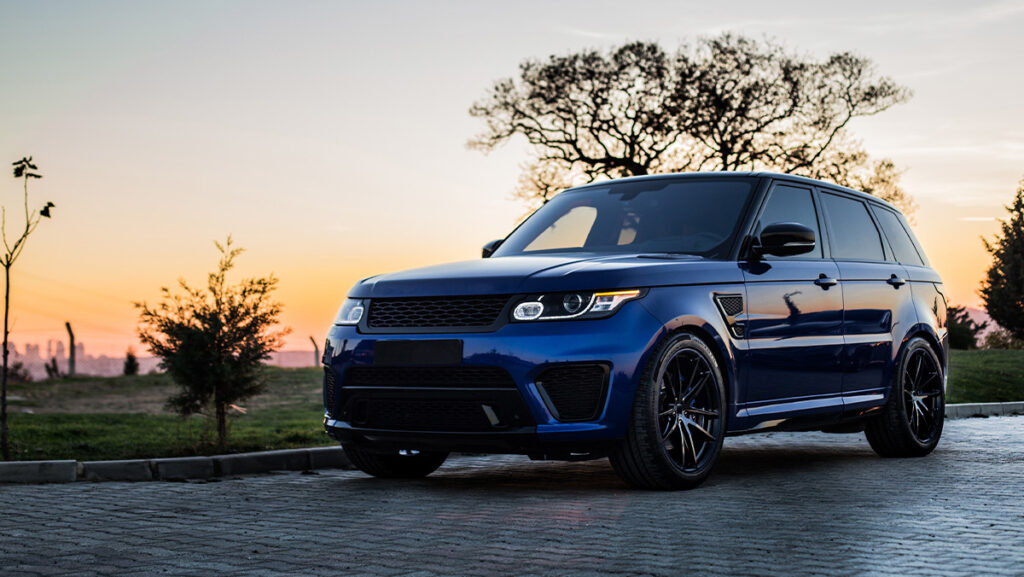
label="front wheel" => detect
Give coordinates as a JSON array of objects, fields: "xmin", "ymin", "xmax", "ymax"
[
  {"xmin": 343, "ymin": 445, "xmax": 449, "ymax": 478},
  {"xmin": 609, "ymin": 333, "xmax": 727, "ymax": 490},
  {"xmin": 865, "ymin": 337, "xmax": 945, "ymax": 457}
]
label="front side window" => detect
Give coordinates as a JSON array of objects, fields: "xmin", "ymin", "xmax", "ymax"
[
  {"xmin": 755, "ymin": 184, "xmax": 823, "ymax": 259},
  {"xmin": 872, "ymin": 206, "xmax": 927, "ymax": 266},
  {"xmin": 493, "ymin": 178, "xmax": 757, "ymax": 259},
  {"xmin": 821, "ymin": 193, "xmax": 884, "ymax": 261}
]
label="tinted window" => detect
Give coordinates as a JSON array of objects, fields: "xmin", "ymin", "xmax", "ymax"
[
  {"xmin": 493, "ymin": 178, "xmax": 756, "ymax": 259},
  {"xmin": 821, "ymin": 193, "xmax": 884, "ymax": 261},
  {"xmin": 872, "ymin": 207, "xmax": 924, "ymax": 266},
  {"xmin": 872, "ymin": 206, "xmax": 927, "ymax": 266},
  {"xmin": 755, "ymin": 185, "xmax": 822, "ymax": 258}
]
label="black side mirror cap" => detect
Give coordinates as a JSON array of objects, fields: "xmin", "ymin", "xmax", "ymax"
[
  {"xmin": 752, "ymin": 222, "xmax": 816, "ymax": 258},
  {"xmin": 482, "ymin": 239, "xmax": 503, "ymax": 258}
]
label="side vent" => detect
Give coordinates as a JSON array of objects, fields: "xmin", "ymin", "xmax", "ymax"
[{"xmin": 713, "ymin": 293, "xmax": 746, "ymax": 338}]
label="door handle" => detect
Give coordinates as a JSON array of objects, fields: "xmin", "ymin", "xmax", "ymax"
[
  {"xmin": 814, "ymin": 274, "xmax": 838, "ymax": 288},
  {"xmin": 887, "ymin": 274, "xmax": 906, "ymax": 287}
]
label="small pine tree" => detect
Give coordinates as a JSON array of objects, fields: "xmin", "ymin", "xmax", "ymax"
[
  {"xmin": 946, "ymin": 305, "xmax": 988, "ymax": 350},
  {"xmin": 980, "ymin": 179, "xmax": 1024, "ymax": 342},
  {"xmin": 123, "ymin": 348, "xmax": 140, "ymax": 376},
  {"xmin": 136, "ymin": 237, "xmax": 289, "ymax": 446}
]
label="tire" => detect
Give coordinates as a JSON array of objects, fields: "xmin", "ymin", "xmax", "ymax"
[
  {"xmin": 865, "ymin": 337, "xmax": 945, "ymax": 458},
  {"xmin": 609, "ymin": 332, "xmax": 727, "ymax": 490},
  {"xmin": 343, "ymin": 445, "xmax": 449, "ymax": 478}
]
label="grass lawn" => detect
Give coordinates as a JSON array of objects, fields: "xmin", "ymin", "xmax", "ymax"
[
  {"xmin": 5, "ymin": 367, "xmax": 334, "ymax": 462},
  {"xmin": 947, "ymin": 349, "xmax": 1024, "ymax": 404},
  {"xmin": 3, "ymin": 350, "xmax": 1022, "ymax": 461}
]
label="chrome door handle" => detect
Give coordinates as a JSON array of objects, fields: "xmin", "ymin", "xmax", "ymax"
[
  {"xmin": 814, "ymin": 274, "xmax": 838, "ymax": 288},
  {"xmin": 887, "ymin": 274, "xmax": 906, "ymax": 287}
]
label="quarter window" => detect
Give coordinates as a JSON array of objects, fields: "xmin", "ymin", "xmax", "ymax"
[
  {"xmin": 873, "ymin": 207, "xmax": 925, "ymax": 266},
  {"xmin": 756, "ymin": 185, "xmax": 822, "ymax": 258},
  {"xmin": 821, "ymin": 193, "xmax": 884, "ymax": 261}
]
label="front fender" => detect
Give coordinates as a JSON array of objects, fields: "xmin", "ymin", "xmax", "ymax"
[{"xmin": 639, "ymin": 284, "xmax": 745, "ymax": 421}]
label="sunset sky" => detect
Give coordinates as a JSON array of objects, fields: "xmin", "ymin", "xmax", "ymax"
[{"xmin": 2, "ymin": 0, "xmax": 1022, "ymax": 357}]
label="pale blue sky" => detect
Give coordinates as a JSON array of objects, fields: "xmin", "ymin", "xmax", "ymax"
[{"xmin": 2, "ymin": 1, "xmax": 1022, "ymax": 353}]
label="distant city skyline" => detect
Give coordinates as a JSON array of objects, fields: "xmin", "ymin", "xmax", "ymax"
[{"xmin": 2, "ymin": 1, "xmax": 1022, "ymax": 355}]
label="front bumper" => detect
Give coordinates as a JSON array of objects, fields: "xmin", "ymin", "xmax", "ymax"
[{"xmin": 322, "ymin": 300, "xmax": 664, "ymax": 455}]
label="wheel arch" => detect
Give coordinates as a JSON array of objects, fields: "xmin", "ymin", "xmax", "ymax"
[{"xmin": 657, "ymin": 317, "xmax": 738, "ymax": 414}]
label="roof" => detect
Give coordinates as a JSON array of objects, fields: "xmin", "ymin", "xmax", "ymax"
[{"xmin": 564, "ymin": 171, "xmax": 900, "ymax": 213}]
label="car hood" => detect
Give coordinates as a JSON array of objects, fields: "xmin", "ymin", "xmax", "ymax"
[{"xmin": 348, "ymin": 254, "xmax": 743, "ymax": 298}]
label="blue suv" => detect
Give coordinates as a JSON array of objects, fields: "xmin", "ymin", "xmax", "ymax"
[{"xmin": 323, "ymin": 173, "xmax": 948, "ymax": 490}]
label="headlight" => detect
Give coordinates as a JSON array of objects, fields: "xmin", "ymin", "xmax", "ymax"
[
  {"xmin": 511, "ymin": 289, "xmax": 644, "ymax": 321},
  {"xmin": 333, "ymin": 298, "xmax": 365, "ymax": 325}
]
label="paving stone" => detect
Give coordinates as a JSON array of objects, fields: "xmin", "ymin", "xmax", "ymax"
[
  {"xmin": 0, "ymin": 416, "xmax": 1021, "ymax": 576},
  {"xmin": 214, "ymin": 449, "xmax": 310, "ymax": 476}
]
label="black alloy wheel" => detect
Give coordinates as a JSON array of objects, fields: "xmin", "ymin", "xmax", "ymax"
[
  {"xmin": 865, "ymin": 337, "xmax": 945, "ymax": 457},
  {"xmin": 609, "ymin": 333, "xmax": 726, "ymax": 490}
]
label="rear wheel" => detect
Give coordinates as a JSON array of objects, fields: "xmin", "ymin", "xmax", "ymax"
[
  {"xmin": 865, "ymin": 337, "xmax": 944, "ymax": 457},
  {"xmin": 609, "ymin": 333, "xmax": 726, "ymax": 490},
  {"xmin": 343, "ymin": 445, "xmax": 449, "ymax": 478}
]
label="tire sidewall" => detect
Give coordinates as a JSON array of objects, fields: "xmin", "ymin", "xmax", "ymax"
[
  {"xmin": 894, "ymin": 338, "xmax": 945, "ymax": 451},
  {"xmin": 640, "ymin": 334, "xmax": 727, "ymax": 483}
]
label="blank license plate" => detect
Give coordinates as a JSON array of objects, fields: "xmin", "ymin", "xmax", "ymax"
[{"xmin": 373, "ymin": 340, "xmax": 462, "ymax": 366}]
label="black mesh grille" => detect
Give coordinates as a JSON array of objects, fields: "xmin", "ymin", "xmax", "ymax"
[
  {"xmin": 535, "ymin": 363, "xmax": 609, "ymax": 422},
  {"xmin": 716, "ymin": 294, "xmax": 744, "ymax": 316},
  {"xmin": 367, "ymin": 296, "xmax": 509, "ymax": 329},
  {"xmin": 323, "ymin": 368, "xmax": 338, "ymax": 417},
  {"xmin": 344, "ymin": 365, "xmax": 515, "ymax": 389}
]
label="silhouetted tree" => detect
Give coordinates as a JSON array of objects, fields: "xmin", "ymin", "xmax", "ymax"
[
  {"xmin": 123, "ymin": 348, "xmax": 140, "ymax": 376},
  {"xmin": 1, "ymin": 157, "xmax": 55, "ymax": 461},
  {"xmin": 946, "ymin": 305, "xmax": 988, "ymax": 350},
  {"xmin": 470, "ymin": 35, "xmax": 912, "ymax": 213},
  {"xmin": 136, "ymin": 237, "xmax": 289, "ymax": 446},
  {"xmin": 44, "ymin": 358, "xmax": 60, "ymax": 380},
  {"xmin": 980, "ymin": 179, "xmax": 1024, "ymax": 341},
  {"xmin": 4, "ymin": 361, "xmax": 31, "ymax": 383}
]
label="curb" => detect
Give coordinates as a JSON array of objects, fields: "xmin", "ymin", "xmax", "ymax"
[
  {"xmin": 946, "ymin": 401, "xmax": 1024, "ymax": 419},
  {"xmin": 1, "ymin": 446, "xmax": 352, "ymax": 485},
  {"xmin": 3, "ymin": 403, "xmax": 1022, "ymax": 484}
]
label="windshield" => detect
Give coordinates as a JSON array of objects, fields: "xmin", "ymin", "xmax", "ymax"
[{"xmin": 492, "ymin": 177, "xmax": 757, "ymax": 259}]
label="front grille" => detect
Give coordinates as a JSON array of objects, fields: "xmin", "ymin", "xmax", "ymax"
[
  {"xmin": 344, "ymin": 365, "xmax": 516, "ymax": 389},
  {"xmin": 367, "ymin": 295, "xmax": 510, "ymax": 329},
  {"xmin": 535, "ymin": 363, "xmax": 609, "ymax": 422},
  {"xmin": 323, "ymin": 368, "xmax": 338, "ymax": 417}
]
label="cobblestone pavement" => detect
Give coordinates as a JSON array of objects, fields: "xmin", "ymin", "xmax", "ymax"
[{"xmin": 1, "ymin": 416, "xmax": 1022, "ymax": 577}]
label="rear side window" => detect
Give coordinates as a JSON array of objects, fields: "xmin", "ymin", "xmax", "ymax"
[
  {"xmin": 872, "ymin": 206, "xmax": 925, "ymax": 266},
  {"xmin": 755, "ymin": 185, "xmax": 822, "ymax": 258},
  {"xmin": 821, "ymin": 193, "xmax": 884, "ymax": 261}
]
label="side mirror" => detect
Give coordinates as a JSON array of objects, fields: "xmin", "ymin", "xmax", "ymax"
[
  {"xmin": 482, "ymin": 239, "xmax": 503, "ymax": 258},
  {"xmin": 753, "ymin": 222, "xmax": 815, "ymax": 258}
]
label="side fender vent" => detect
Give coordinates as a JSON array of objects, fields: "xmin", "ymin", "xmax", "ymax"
[{"xmin": 713, "ymin": 293, "xmax": 746, "ymax": 338}]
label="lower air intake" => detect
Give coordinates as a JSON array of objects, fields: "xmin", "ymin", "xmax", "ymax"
[
  {"xmin": 535, "ymin": 363, "xmax": 610, "ymax": 422},
  {"xmin": 323, "ymin": 368, "xmax": 338, "ymax": 417}
]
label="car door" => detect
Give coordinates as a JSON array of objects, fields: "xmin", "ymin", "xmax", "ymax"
[
  {"xmin": 740, "ymin": 182, "xmax": 844, "ymax": 409},
  {"xmin": 818, "ymin": 191, "xmax": 918, "ymax": 407}
]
